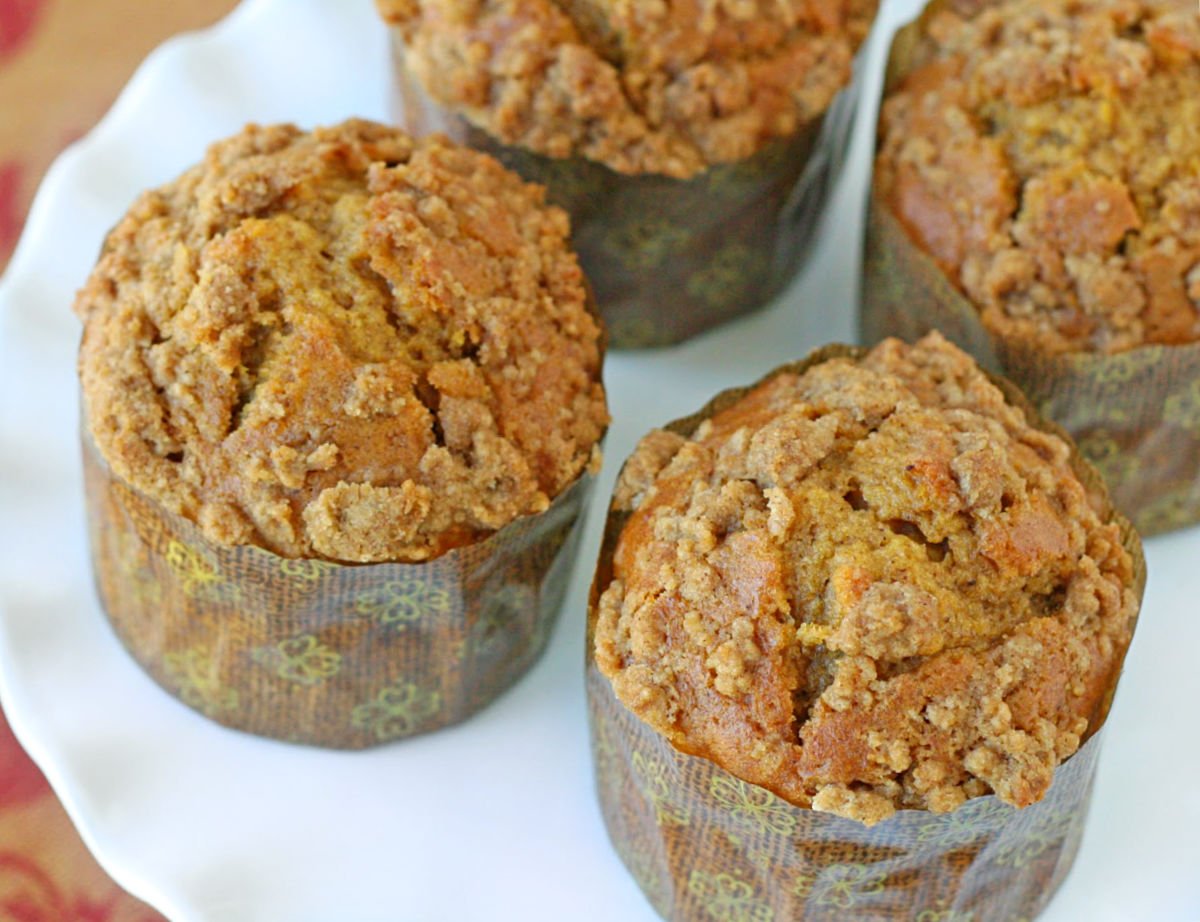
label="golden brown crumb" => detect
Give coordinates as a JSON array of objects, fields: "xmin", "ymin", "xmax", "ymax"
[
  {"xmin": 379, "ymin": 0, "xmax": 878, "ymax": 178},
  {"xmin": 876, "ymin": 0, "xmax": 1200, "ymax": 353},
  {"xmin": 595, "ymin": 334, "xmax": 1136, "ymax": 824},
  {"xmin": 76, "ymin": 119, "xmax": 607, "ymax": 562}
]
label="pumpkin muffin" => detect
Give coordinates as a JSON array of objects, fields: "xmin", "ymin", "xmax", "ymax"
[
  {"xmin": 594, "ymin": 333, "xmax": 1138, "ymax": 825},
  {"xmin": 875, "ymin": 0, "xmax": 1200, "ymax": 354},
  {"xmin": 378, "ymin": 0, "xmax": 879, "ymax": 346},
  {"xmin": 76, "ymin": 119, "xmax": 607, "ymax": 747},
  {"xmin": 77, "ymin": 118, "xmax": 607, "ymax": 563},
  {"xmin": 865, "ymin": 0, "xmax": 1200, "ymax": 535}
]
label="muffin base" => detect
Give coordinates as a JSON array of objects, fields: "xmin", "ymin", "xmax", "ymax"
[
  {"xmin": 83, "ymin": 434, "xmax": 594, "ymax": 749},
  {"xmin": 587, "ymin": 343, "xmax": 1145, "ymax": 920},
  {"xmin": 588, "ymin": 657, "xmax": 1101, "ymax": 922}
]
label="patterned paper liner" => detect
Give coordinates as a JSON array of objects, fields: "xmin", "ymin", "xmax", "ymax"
[
  {"xmin": 861, "ymin": 9, "xmax": 1200, "ymax": 536},
  {"xmin": 586, "ymin": 344, "xmax": 1145, "ymax": 922},
  {"xmin": 83, "ymin": 435, "xmax": 595, "ymax": 749},
  {"xmin": 387, "ymin": 31, "xmax": 861, "ymax": 349}
]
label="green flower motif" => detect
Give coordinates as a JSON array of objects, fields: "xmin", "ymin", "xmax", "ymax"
[
  {"xmin": 602, "ymin": 216, "xmax": 691, "ymax": 270},
  {"xmin": 811, "ymin": 864, "xmax": 887, "ymax": 909},
  {"xmin": 687, "ymin": 871, "xmax": 774, "ymax": 922},
  {"xmin": 1076, "ymin": 431, "xmax": 1140, "ymax": 489},
  {"xmin": 163, "ymin": 647, "xmax": 238, "ymax": 717},
  {"xmin": 916, "ymin": 910, "xmax": 975, "ymax": 922},
  {"xmin": 916, "ymin": 799, "xmax": 1011, "ymax": 849},
  {"xmin": 278, "ymin": 558, "xmax": 335, "ymax": 585},
  {"xmin": 165, "ymin": 540, "xmax": 239, "ymax": 603},
  {"xmin": 630, "ymin": 752, "xmax": 691, "ymax": 828},
  {"xmin": 746, "ymin": 850, "xmax": 773, "ymax": 871},
  {"xmin": 253, "ymin": 634, "xmax": 342, "ymax": 687},
  {"xmin": 1164, "ymin": 379, "xmax": 1200, "ymax": 435},
  {"xmin": 687, "ymin": 243, "xmax": 768, "ymax": 310},
  {"xmin": 1092, "ymin": 349, "xmax": 1158, "ymax": 387},
  {"xmin": 355, "ymin": 578, "xmax": 450, "ymax": 630},
  {"xmin": 994, "ymin": 808, "xmax": 1073, "ymax": 869},
  {"xmin": 709, "ymin": 775, "xmax": 797, "ymax": 838},
  {"xmin": 351, "ymin": 680, "xmax": 442, "ymax": 740},
  {"xmin": 473, "ymin": 584, "xmax": 536, "ymax": 656}
]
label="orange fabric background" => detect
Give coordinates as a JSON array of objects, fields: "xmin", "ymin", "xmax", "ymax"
[
  {"xmin": 0, "ymin": 0, "xmax": 237, "ymax": 913},
  {"xmin": 1, "ymin": 0, "xmax": 239, "ymax": 269}
]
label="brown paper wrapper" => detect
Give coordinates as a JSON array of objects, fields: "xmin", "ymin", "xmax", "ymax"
[
  {"xmin": 83, "ymin": 435, "xmax": 595, "ymax": 749},
  {"xmin": 587, "ymin": 344, "xmax": 1146, "ymax": 921},
  {"xmin": 862, "ymin": 13, "xmax": 1200, "ymax": 536},
  {"xmin": 388, "ymin": 32, "xmax": 860, "ymax": 349}
]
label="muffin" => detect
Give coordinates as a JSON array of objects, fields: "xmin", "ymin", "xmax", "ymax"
[
  {"xmin": 377, "ymin": 0, "xmax": 878, "ymax": 347},
  {"xmin": 588, "ymin": 334, "xmax": 1142, "ymax": 920},
  {"xmin": 865, "ymin": 0, "xmax": 1200, "ymax": 534},
  {"xmin": 77, "ymin": 119, "xmax": 608, "ymax": 747}
]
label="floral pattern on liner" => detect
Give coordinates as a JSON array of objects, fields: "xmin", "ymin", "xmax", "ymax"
[
  {"xmin": 709, "ymin": 777, "xmax": 798, "ymax": 839},
  {"xmin": 687, "ymin": 870, "xmax": 774, "ymax": 922},
  {"xmin": 355, "ymin": 578, "xmax": 451, "ymax": 632},
  {"xmin": 588, "ymin": 662, "xmax": 1101, "ymax": 922},
  {"xmin": 163, "ymin": 646, "xmax": 239, "ymax": 718},
  {"xmin": 351, "ymin": 680, "xmax": 442, "ymax": 741},
  {"xmin": 164, "ymin": 540, "xmax": 239, "ymax": 604},
  {"xmin": 83, "ymin": 433, "xmax": 594, "ymax": 749},
  {"xmin": 253, "ymin": 635, "xmax": 342, "ymax": 687}
]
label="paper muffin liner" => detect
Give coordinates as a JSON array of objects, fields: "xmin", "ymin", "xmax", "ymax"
[
  {"xmin": 83, "ymin": 433, "xmax": 595, "ymax": 749},
  {"xmin": 862, "ymin": 10, "xmax": 1200, "ymax": 536},
  {"xmin": 586, "ymin": 344, "xmax": 1146, "ymax": 922},
  {"xmin": 387, "ymin": 31, "xmax": 861, "ymax": 349}
]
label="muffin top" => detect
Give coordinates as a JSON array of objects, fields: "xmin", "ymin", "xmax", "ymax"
[
  {"xmin": 876, "ymin": 0, "xmax": 1200, "ymax": 354},
  {"xmin": 594, "ymin": 334, "xmax": 1137, "ymax": 825},
  {"xmin": 76, "ymin": 119, "xmax": 607, "ymax": 563},
  {"xmin": 378, "ymin": 0, "xmax": 878, "ymax": 178}
]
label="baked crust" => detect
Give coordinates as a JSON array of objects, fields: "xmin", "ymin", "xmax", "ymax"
[
  {"xmin": 595, "ymin": 334, "xmax": 1137, "ymax": 824},
  {"xmin": 76, "ymin": 119, "xmax": 607, "ymax": 562},
  {"xmin": 876, "ymin": 0, "xmax": 1200, "ymax": 353},
  {"xmin": 379, "ymin": 0, "xmax": 877, "ymax": 178}
]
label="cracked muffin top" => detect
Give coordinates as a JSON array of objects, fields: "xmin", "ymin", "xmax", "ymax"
[
  {"xmin": 76, "ymin": 119, "xmax": 607, "ymax": 563},
  {"xmin": 594, "ymin": 334, "xmax": 1138, "ymax": 825},
  {"xmin": 378, "ymin": 0, "xmax": 878, "ymax": 178},
  {"xmin": 876, "ymin": 0, "xmax": 1200, "ymax": 354}
]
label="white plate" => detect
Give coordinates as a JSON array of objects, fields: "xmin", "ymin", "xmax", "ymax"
[{"xmin": 0, "ymin": 1, "xmax": 1197, "ymax": 919}]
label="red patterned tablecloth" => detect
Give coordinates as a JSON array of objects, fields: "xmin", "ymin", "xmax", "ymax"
[{"xmin": 1, "ymin": 1, "xmax": 237, "ymax": 914}]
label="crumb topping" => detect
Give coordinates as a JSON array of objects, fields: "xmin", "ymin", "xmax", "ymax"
[
  {"xmin": 379, "ymin": 0, "xmax": 878, "ymax": 178},
  {"xmin": 77, "ymin": 119, "xmax": 607, "ymax": 562},
  {"xmin": 876, "ymin": 0, "xmax": 1200, "ymax": 353},
  {"xmin": 594, "ymin": 334, "xmax": 1137, "ymax": 825}
]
